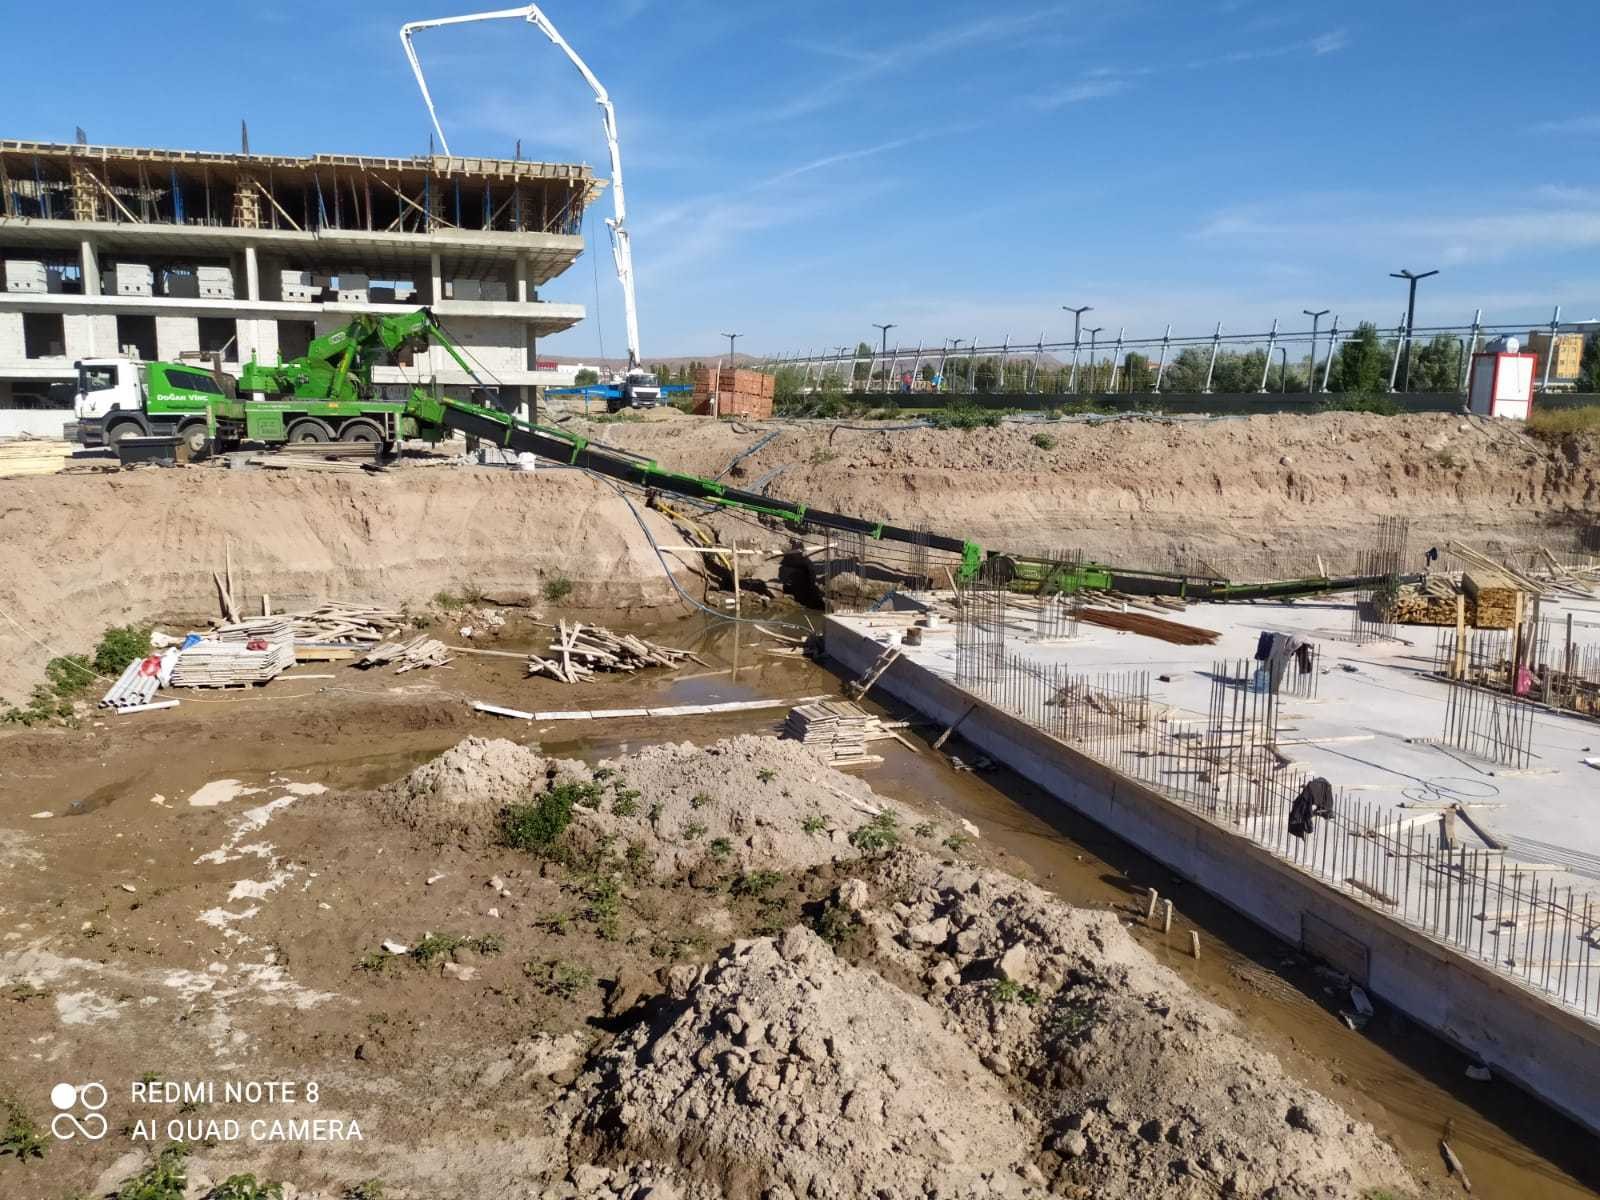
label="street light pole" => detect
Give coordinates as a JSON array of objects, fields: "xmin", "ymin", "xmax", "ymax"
[
  {"xmin": 1389, "ymin": 269, "xmax": 1438, "ymax": 392},
  {"xmin": 1302, "ymin": 308, "xmax": 1328, "ymax": 395},
  {"xmin": 721, "ymin": 331, "xmax": 741, "ymax": 365},
  {"xmin": 872, "ymin": 323, "xmax": 896, "ymax": 395},
  {"xmin": 1278, "ymin": 347, "xmax": 1289, "ymax": 393},
  {"xmin": 1062, "ymin": 304, "xmax": 1092, "ymax": 392}
]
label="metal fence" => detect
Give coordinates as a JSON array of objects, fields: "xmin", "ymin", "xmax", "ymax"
[
  {"xmin": 761, "ymin": 306, "xmax": 1594, "ymax": 397},
  {"xmin": 949, "ymin": 609, "xmax": 1599, "ymax": 1019}
]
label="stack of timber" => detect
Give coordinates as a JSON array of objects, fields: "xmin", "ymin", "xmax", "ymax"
[
  {"xmin": 1073, "ymin": 607, "xmax": 1220, "ymax": 646},
  {"xmin": 215, "ymin": 616, "xmax": 294, "ymax": 644},
  {"xmin": 288, "ymin": 603, "xmax": 406, "ymax": 646},
  {"xmin": 782, "ymin": 700, "xmax": 887, "ymax": 766},
  {"xmin": 1386, "ymin": 569, "xmax": 1520, "ymax": 630},
  {"xmin": 0, "ymin": 438, "xmax": 72, "ymax": 478},
  {"xmin": 527, "ymin": 621, "xmax": 703, "ymax": 683},
  {"xmin": 356, "ymin": 636, "xmax": 453, "ymax": 673},
  {"xmin": 170, "ymin": 640, "xmax": 294, "ymax": 688}
]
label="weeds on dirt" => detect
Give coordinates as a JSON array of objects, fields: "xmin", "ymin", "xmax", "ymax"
[
  {"xmin": 942, "ymin": 834, "xmax": 970, "ymax": 853},
  {"xmin": 650, "ymin": 933, "xmax": 706, "ymax": 962},
  {"xmin": 809, "ymin": 447, "xmax": 838, "ymax": 464},
  {"xmin": 624, "ymin": 840, "xmax": 651, "ymax": 880},
  {"xmin": 503, "ymin": 782, "xmax": 594, "ymax": 855},
  {"xmin": 611, "ymin": 787, "xmax": 640, "ymax": 817},
  {"xmin": 1043, "ymin": 994, "xmax": 1103, "ymax": 1046},
  {"xmin": 409, "ymin": 933, "xmax": 502, "ymax": 967},
  {"xmin": 583, "ymin": 875, "xmax": 623, "ymax": 940},
  {"xmin": 524, "ymin": 958, "xmax": 595, "ymax": 999},
  {"xmin": 930, "ymin": 402, "xmax": 1003, "ymax": 430},
  {"xmin": 849, "ymin": 811, "xmax": 900, "ymax": 853},
  {"xmin": 801, "ymin": 814, "xmax": 829, "ymax": 836},
  {"xmin": 6, "ymin": 982, "xmax": 47, "ymax": 1003},
  {"xmin": 207, "ymin": 1175, "xmax": 285, "ymax": 1200},
  {"xmin": 731, "ymin": 869, "xmax": 784, "ymax": 898},
  {"xmin": 0, "ymin": 1098, "xmax": 47, "ymax": 1163},
  {"xmin": 93, "ymin": 624, "xmax": 153, "ymax": 675},
  {"xmin": 1030, "ymin": 432, "xmax": 1057, "ymax": 450},
  {"xmin": 812, "ymin": 901, "xmax": 858, "ymax": 947},
  {"xmin": 534, "ymin": 911, "xmax": 572, "ymax": 936},
  {"xmin": 707, "ymin": 837, "xmax": 733, "ymax": 861},
  {"xmin": 756, "ymin": 768, "xmax": 777, "ymax": 783},
  {"xmin": 115, "ymin": 1143, "xmax": 190, "ymax": 1200},
  {"xmin": 343, "ymin": 1182, "xmax": 386, "ymax": 1200},
  {"xmin": 689, "ymin": 791, "xmax": 711, "ymax": 809},
  {"xmin": 682, "ymin": 821, "xmax": 707, "ymax": 842},
  {"xmin": 991, "ymin": 979, "xmax": 1042, "ymax": 1006},
  {"xmin": 1526, "ymin": 404, "xmax": 1600, "ymax": 438},
  {"xmin": 543, "ymin": 576, "xmax": 575, "ymax": 603},
  {"xmin": 913, "ymin": 822, "xmax": 936, "ymax": 838}
]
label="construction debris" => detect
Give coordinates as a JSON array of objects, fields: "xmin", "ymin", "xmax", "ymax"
[
  {"xmin": 356, "ymin": 636, "xmax": 454, "ymax": 672},
  {"xmin": 288, "ymin": 603, "xmax": 407, "ymax": 646},
  {"xmin": 169, "ymin": 640, "xmax": 295, "ymax": 688},
  {"xmin": 99, "ymin": 650, "xmax": 177, "ymax": 708},
  {"xmin": 783, "ymin": 700, "xmax": 891, "ymax": 765},
  {"xmin": 214, "ymin": 615, "xmax": 295, "ymax": 643},
  {"xmin": 527, "ymin": 620, "xmax": 701, "ymax": 683},
  {"xmin": 1073, "ymin": 606, "xmax": 1221, "ymax": 645}
]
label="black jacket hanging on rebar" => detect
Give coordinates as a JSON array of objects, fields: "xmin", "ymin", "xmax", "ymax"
[{"xmin": 1288, "ymin": 777, "xmax": 1334, "ymax": 839}]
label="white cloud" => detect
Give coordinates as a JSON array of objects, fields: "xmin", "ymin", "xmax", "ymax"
[
  {"xmin": 1535, "ymin": 114, "xmax": 1600, "ymax": 135},
  {"xmin": 1188, "ymin": 27, "xmax": 1350, "ymax": 68},
  {"xmin": 1029, "ymin": 77, "xmax": 1130, "ymax": 110}
]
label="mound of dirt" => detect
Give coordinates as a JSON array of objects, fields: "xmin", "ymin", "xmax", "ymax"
[
  {"xmin": 576, "ymin": 734, "xmax": 915, "ymax": 876},
  {"xmin": 369, "ymin": 733, "xmax": 912, "ymax": 869},
  {"xmin": 855, "ymin": 851, "xmax": 1413, "ymax": 1198},
  {"xmin": 578, "ymin": 925, "xmax": 1045, "ymax": 1200},
  {"xmin": 370, "ymin": 736, "xmax": 565, "ymax": 843}
]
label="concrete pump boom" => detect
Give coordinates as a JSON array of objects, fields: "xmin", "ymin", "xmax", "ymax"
[{"xmin": 399, "ymin": 5, "xmax": 642, "ymax": 370}]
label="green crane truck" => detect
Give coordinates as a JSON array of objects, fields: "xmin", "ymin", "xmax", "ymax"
[{"xmin": 72, "ymin": 310, "xmax": 453, "ymax": 453}]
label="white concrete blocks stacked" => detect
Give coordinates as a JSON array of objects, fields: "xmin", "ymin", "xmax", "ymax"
[{"xmin": 4, "ymin": 260, "xmax": 49, "ymax": 294}]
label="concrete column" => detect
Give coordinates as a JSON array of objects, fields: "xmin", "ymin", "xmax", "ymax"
[
  {"xmin": 515, "ymin": 254, "xmax": 529, "ymax": 303},
  {"xmin": 79, "ymin": 240, "xmax": 100, "ymax": 296},
  {"xmin": 429, "ymin": 252, "xmax": 442, "ymax": 305},
  {"xmin": 244, "ymin": 245, "xmax": 260, "ymax": 301}
]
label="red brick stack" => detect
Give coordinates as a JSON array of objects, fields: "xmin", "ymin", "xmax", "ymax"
[{"xmin": 692, "ymin": 368, "xmax": 774, "ymax": 418}]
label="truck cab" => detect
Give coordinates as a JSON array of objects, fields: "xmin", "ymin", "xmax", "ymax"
[
  {"xmin": 613, "ymin": 367, "xmax": 661, "ymax": 412},
  {"xmin": 74, "ymin": 358, "xmax": 230, "ymax": 451}
]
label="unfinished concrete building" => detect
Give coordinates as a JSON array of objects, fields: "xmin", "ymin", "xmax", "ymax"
[{"xmin": 0, "ymin": 139, "xmax": 605, "ymax": 433}]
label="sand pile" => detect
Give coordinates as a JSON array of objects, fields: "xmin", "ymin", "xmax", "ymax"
[
  {"xmin": 855, "ymin": 851, "xmax": 1413, "ymax": 1198},
  {"xmin": 577, "ymin": 925, "xmax": 1045, "ymax": 1200},
  {"xmin": 370, "ymin": 736, "xmax": 574, "ymax": 844}
]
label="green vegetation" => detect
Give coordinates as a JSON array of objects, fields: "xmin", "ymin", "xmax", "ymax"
[
  {"xmin": 534, "ymin": 911, "xmax": 572, "ymax": 937},
  {"xmin": 115, "ymin": 1144, "xmax": 190, "ymax": 1200},
  {"xmin": 1029, "ymin": 431, "xmax": 1056, "ymax": 450},
  {"xmin": 542, "ymin": 576, "xmax": 574, "ymax": 603},
  {"xmin": 573, "ymin": 368, "xmax": 600, "ymax": 385},
  {"xmin": 207, "ymin": 1176, "xmax": 285, "ymax": 1200},
  {"xmin": 812, "ymin": 901, "xmax": 857, "ymax": 947},
  {"xmin": 801, "ymin": 813, "xmax": 829, "ymax": 836},
  {"xmin": 1526, "ymin": 405, "xmax": 1600, "ymax": 439},
  {"xmin": 409, "ymin": 933, "xmax": 503, "ymax": 967},
  {"xmin": 990, "ymin": 979, "xmax": 1041, "ymax": 1006},
  {"xmin": 93, "ymin": 624, "xmax": 152, "ymax": 675},
  {"xmin": 1043, "ymin": 995, "xmax": 1103, "ymax": 1045},
  {"xmin": 689, "ymin": 791, "xmax": 712, "ymax": 809},
  {"xmin": 503, "ymin": 782, "xmax": 596, "ymax": 854},
  {"xmin": 756, "ymin": 768, "xmax": 777, "ymax": 784},
  {"xmin": 1321, "ymin": 392, "xmax": 1400, "ymax": 416},
  {"xmin": 848, "ymin": 811, "xmax": 900, "ymax": 853},
  {"xmin": 913, "ymin": 822, "xmax": 936, "ymax": 838},
  {"xmin": 0, "ymin": 1098, "xmax": 47, "ymax": 1162},
  {"xmin": 682, "ymin": 821, "xmax": 707, "ymax": 842},
  {"xmin": 583, "ymin": 875, "xmax": 622, "ymax": 941},
  {"xmin": 930, "ymin": 401, "xmax": 1002, "ymax": 430},
  {"xmin": 730, "ymin": 869, "xmax": 784, "ymax": 898},
  {"xmin": 942, "ymin": 834, "xmax": 969, "ymax": 853},
  {"xmin": 808, "ymin": 446, "xmax": 838, "ymax": 464},
  {"xmin": 707, "ymin": 836, "xmax": 733, "ymax": 861},
  {"xmin": 524, "ymin": 958, "xmax": 594, "ymax": 999},
  {"xmin": 611, "ymin": 787, "xmax": 640, "ymax": 818}
]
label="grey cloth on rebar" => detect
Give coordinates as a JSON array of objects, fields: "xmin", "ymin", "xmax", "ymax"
[
  {"xmin": 1266, "ymin": 633, "xmax": 1303, "ymax": 689},
  {"xmin": 1288, "ymin": 777, "xmax": 1334, "ymax": 839}
]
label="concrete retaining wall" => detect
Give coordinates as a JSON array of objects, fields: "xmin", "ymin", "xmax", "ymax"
[{"xmin": 827, "ymin": 617, "xmax": 1600, "ymax": 1136}]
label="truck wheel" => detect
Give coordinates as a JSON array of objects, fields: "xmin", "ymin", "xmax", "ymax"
[
  {"xmin": 337, "ymin": 420, "xmax": 384, "ymax": 443},
  {"xmin": 104, "ymin": 419, "xmax": 143, "ymax": 446},
  {"xmin": 179, "ymin": 423, "xmax": 210, "ymax": 455},
  {"xmin": 286, "ymin": 419, "xmax": 332, "ymax": 443}
]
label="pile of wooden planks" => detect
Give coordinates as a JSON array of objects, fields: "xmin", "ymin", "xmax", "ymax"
[
  {"xmin": 0, "ymin": 438, "xmax": 72, "ymax": 478},
  {"xmin": 216, "ymin": 616, "xmax": 294, "ymax": 643},
  {"xmin": 356, "ymin": 636, "xmax": 453, "ymax": 672},
  {"xmin": 1386, "ymin": 573, "xmax": 1517, "ymax": 630},
  {"xmin": 1074, "ymin": 607, "xmax": 1220, "ymax": 646},
  {"xmin": 289, "ymin": 603, "xmax": 407, "ymax": 646},
  {"xmin": 527, "ymin": 620, "xmax": 703, "ymax": 683},
  {"xmin": 170, "ymin": 640, "xmax": 295, "ymax": 688},
  {"xmin": 782, "ymin": 700, "xmax": 886, "ymax": 765}
]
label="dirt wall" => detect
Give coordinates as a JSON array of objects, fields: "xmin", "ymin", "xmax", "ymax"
[{"xmin": 0, "ymin": 467, "xmax": 691, "ymax": 697}]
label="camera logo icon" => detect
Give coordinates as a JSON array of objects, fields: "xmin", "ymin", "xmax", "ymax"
[{"xmin": 50, "ymin": 1082, "xmax": 109, "ymax": 1141}]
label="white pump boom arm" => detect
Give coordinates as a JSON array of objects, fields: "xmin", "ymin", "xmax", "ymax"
[{"xmin": 399, "ymin": 6, "xmax": 642, "ymax": 371}]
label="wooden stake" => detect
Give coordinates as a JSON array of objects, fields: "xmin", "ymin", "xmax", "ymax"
[
  {"xmin": 1162, "ymin": 899, "xmax": 1173, "ymax": 934},
  {"xmin": 1146, "ymin": 888, "xmax": 1160, "ymax": 920},
  {"xmin": 932, "ymin": 703, "xmax": 978, "ymax": 750},
  {"xmin": 262, "ymin": 593, "xmax": 272, "ymax": 617},
  {"xmin": 1453, "ymin": 593, "xmax": 1467, "ymax": 680},
  {"xmin": 732, "ymin": 537, "xmax": 742, "ymax": 616},
  {"xmin": 1190, "ymin": 930, "xmax": 1201, "ymax": 959}
]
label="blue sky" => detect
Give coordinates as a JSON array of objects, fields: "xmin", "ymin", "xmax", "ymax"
[{"xmin": 6, "ymin": 1, "xmax": 1598, "ymax": 359}]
